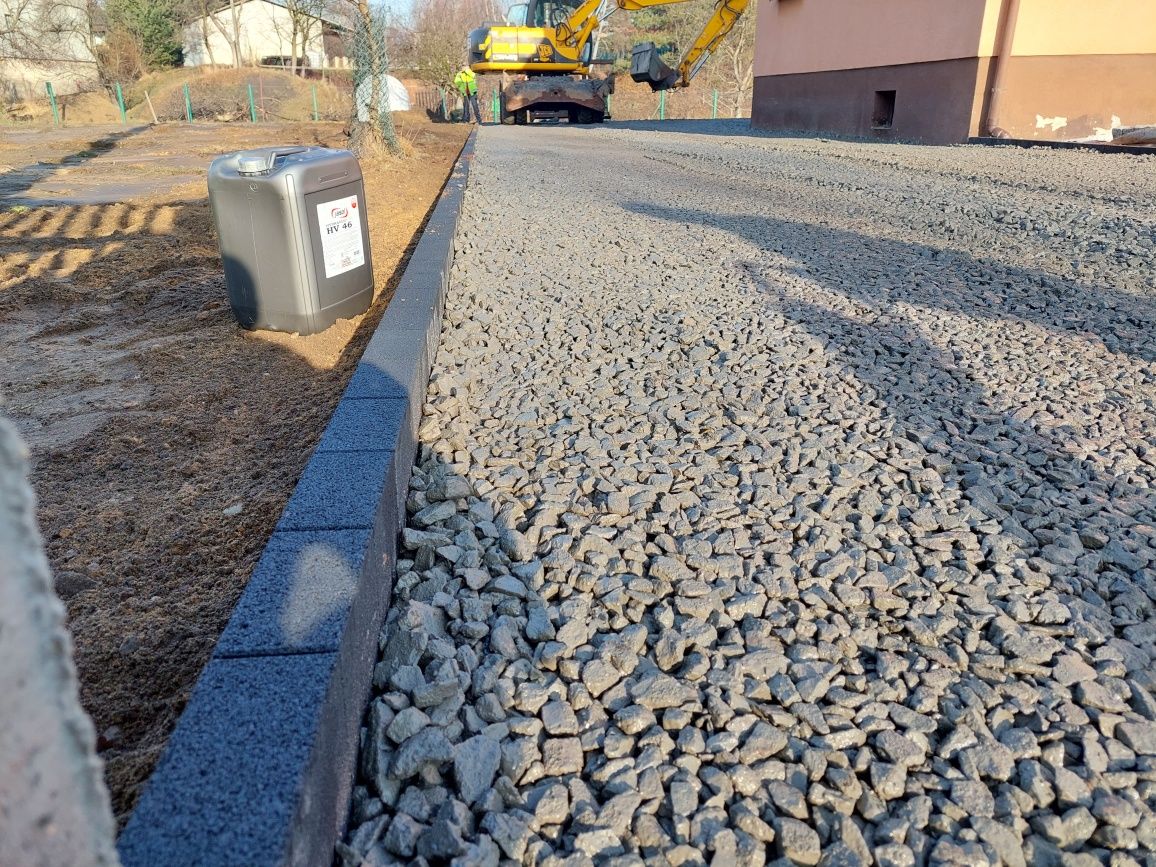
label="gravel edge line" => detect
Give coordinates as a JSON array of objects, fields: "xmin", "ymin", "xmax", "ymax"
[{"xmin": 116, "ymin": 129, "xmax": 478, "ymax": 867}]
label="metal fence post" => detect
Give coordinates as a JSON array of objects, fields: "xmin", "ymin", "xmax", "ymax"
[
  {"xmin": 491, "ymin": 90, "xmax": 499, "ymax": 123},
  {"xmin": 115, "ymin": 83, "xmax": 127, "ymax": 123},
  {"xmin": 312, "ymin": 84, "xmax": 319, "ymax": 121},
  {"xmin": 439, "ymin": 87, "xmax": 447, "ymax": 121},
  {"xmin": 658, "ymin": 90, "xmax": 666, "ymax": 121},
  {"xmin": 45, "ymin": 82, "xmax": 61, "ymax": 126},
  {"xmin": 248, "ymin": 83, "xmax": 258, "ymax": 122},
  {"xmin": 183, "ymin": 83, "xmax": 193, "ymax": 122},
  {"xmin": 712, "ymin": 89, "xmax": 718, "ymax": 120}
]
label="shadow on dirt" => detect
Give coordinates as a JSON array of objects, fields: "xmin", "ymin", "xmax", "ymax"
[{"xmin": 0, "ymin": 126, "xmax": 153, "ymax": 203}]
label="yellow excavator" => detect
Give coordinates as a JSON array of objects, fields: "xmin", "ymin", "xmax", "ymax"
[{"xmin": 466, "ymin": 0, "xmax": 749, "ymax": 124}]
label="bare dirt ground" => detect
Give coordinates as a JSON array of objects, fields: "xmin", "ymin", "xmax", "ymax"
[{"xmin": 0, "ymin": 115, "xmax": 469, "ymax": 825}]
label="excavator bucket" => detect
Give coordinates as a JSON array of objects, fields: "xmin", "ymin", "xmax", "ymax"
[{"xmin": 630, "ymin": 42, "xmax": 679, "ymax": 91}]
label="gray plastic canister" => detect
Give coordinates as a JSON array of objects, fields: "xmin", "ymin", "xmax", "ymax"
[{"xmin": 207, "ymin": 146, "xmax": 374, "ymax": 335}]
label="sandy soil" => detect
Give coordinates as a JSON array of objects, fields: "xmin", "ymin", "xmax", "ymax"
[{"xmin": 0, "ymin": 115, "xmax": 469, "ymax": 825}]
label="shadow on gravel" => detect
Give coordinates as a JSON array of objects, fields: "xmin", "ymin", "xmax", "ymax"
[
  {"xmin": 607, "ymin": 119, "xmax": 901, "ymax": 147},
  {"xmin": 626, "ymin": 202, "xmax": 1156, "ymax": 364},
  {"xmin": 607, "ymin": 119, "xmax": 758, "ymax": 137},
  {"xmin": 626, "ymin": 201, "xmax": 1156, "ymax": 639}
]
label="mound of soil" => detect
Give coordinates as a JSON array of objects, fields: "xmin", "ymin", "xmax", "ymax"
[{"xmin": 128, "ymin": 68, "xmax": 352, "ymax": 124}]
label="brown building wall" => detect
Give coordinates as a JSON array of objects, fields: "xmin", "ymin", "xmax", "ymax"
[
  {"xmin": 751, "ymin": 52, "xmax": 1156, "ymax": 144},
  {"xmin": 752, "ymin": 0, "xmax": 1156, "ymax": 144},
  {"xmin": 751, "ymin": 58, "xmax": 987, "ymax": 145}
]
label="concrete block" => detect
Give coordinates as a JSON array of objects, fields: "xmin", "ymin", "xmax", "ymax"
[
  {"xmin": 276, "ymin": 450, "xmax": 395, "ymax": 532},
  {"xmin": 117, "ymin": 653, "xmax": 343, "ymax": 867},
  {"xmin": 351, "ymin": 329, "xmax": 435, "ymax": 423},
  {"xmin": 389, "ymin": 277, "xmax": 442, "ymax": 305},
  {"xmin": 315, "ymin": 398, "xmax": 408, "ymax": 454},
  {"xmin": 377, "ymin": 298, "xmax": 438, "ymax": 332},
  {"xmin": 214, "ymin": 529, "xmax": 372, "ymax": 657},
  {"xmin": 343, "ymin": 353, "xmax": 421, "ymax": 402},
  {"xmin": 0, "ymin": 417, "xmax": 118, "ymax": 867}
]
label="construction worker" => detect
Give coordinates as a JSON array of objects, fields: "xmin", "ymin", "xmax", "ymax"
[{"xmin": 453, "ymin": 66, "xmax": 482, "ymax": 124}]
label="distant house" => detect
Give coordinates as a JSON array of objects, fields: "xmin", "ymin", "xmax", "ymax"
[
  {"xmin": 752, "ymin": 0, "xmax": 1156, "ymax": 144},
  {"xmin": 183, "ymin": 0, "xmax": 347, "ymax": 69},
  {"xmin": 0, "ymin": 0, "xmax": 99, "ymax": 99}
]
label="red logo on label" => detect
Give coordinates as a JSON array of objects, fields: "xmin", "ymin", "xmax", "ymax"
[{"xmin": 331, "ymin": 206, "xmax": 349, "ymax": 219}]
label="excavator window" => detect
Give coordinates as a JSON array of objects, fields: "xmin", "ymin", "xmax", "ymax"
[
  {"xmin": 507, "ymin": 3, "xmax": 528, "ymax": 25},
  {"xmin": 525, "ymin": 0, "xmax": 581, "ymax": 28}
]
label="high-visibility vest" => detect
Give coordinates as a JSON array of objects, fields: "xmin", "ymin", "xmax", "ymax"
[{"xmin": 454, "ymin": 69, "xmax": 478, "ymax": 96}]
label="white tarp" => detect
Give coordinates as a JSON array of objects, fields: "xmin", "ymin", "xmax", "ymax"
[{"xmin": 355, "ymin": 74, "xmax": 410, "ymax": 121}]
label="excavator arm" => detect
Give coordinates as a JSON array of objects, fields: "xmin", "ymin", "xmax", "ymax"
[
  {"xmin": 553, "ymin": 0, "xmax": 693, "ymax": 52},
  {"xmin": 631, "ymin": 0, "xmax": 751, "ymax": 90}
]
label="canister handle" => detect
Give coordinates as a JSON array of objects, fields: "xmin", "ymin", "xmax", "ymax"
[{"xmin": 265, "ymin": 148, "xmax": 307, "ymax": 170}]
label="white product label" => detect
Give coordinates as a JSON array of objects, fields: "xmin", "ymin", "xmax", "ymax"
[{"xmin": 316, "ymin": 194, "xmax": 365, "ymax": 279}]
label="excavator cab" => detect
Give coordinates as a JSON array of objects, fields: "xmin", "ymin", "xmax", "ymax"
[{"xmin": 467, "ymin": 0, "xmax": 590, "ymax": 73}]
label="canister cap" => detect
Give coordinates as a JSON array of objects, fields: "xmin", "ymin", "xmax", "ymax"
[{"xmin": 237, "ymin": 155, "xmax": 269, "ymax": 175}]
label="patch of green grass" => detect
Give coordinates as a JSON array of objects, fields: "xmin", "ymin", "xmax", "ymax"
[{"xmin": 7, "ymin": 205, "xmax": 30, "ymax": 213}]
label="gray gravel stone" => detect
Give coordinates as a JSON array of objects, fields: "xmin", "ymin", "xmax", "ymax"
[
  {"xmin": 454, "ymin": 735, "xmax": 501, "ymax": 806},
  {"xmin": 775, "ymin": 817, "xmax": 821, "ymax": 865},
  {"xmin": 542, "ymin": 738, "xmax": 584, "ymax": 776},
  {"xmin": 391, "ymin": 727, "xmax": 454, "ymax": 780},
  {"xmin": 1117, "ymin": 721, "xmax": 1156, "ymax": 756},
  {"xmin": 386, "ymin": 707, "xmax": 430, "ymax": 744}
]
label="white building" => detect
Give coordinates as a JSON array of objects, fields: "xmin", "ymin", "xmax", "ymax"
[
  {"xmin": 0, "ymin": 0, "xmax": 99, "ymax": 99},
  {"xmin": 183, "ymin": 0, "xmax": 345, "ymax": 69}
]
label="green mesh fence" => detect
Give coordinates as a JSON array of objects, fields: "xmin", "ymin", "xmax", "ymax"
[{"xmin": 350, "ymin": 5, "xmax": 401, "ymax": 152}]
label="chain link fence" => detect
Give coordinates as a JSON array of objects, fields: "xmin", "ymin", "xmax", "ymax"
[{"xmin": 4, "ymin": 69, "xmax": 748, "ymax": 128}]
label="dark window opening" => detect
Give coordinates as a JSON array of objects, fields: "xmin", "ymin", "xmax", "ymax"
[{"xmin": 873, "ymin": 90, "xmax": 896, "ymax": 129}]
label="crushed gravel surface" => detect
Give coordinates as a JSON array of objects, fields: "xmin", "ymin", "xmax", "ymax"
[{"xmin": 340, "ymin": 122, "xmax": 1156, "ymax": 867}]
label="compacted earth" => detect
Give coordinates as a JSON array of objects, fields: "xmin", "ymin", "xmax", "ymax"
[
  {"xmin": 340, "ymin": 122, "xmax": 1156, "ymax": 867},
  {"xmin": 0, "ymin": 115, "xmax": 469, "ymax": 823}
]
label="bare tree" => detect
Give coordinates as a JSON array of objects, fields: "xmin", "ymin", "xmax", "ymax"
[
  {"xmin": 343, "ymin": 0, "xmax": 401, "ymax": 157},
  {"xmin": 0, "ymin": 0, "xmax": 96, "ymax": 66},
  {"xmin": 283, "ymin": 0, "xmax": 325, "ymax": 74},
  {"xmin": 186, "ymin": 0, "xmax": 217, "ymax": 65},
  {"xmin": 403, "ymin": 0, "xmax": 492, "ymax": 87},
  {"xmin": 206, "ymin": 0, "xmax": 242, "ymax": 66},
  {"xmin": 707, "ymin": 2, "xmax": 754, "ymax": 117}
]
